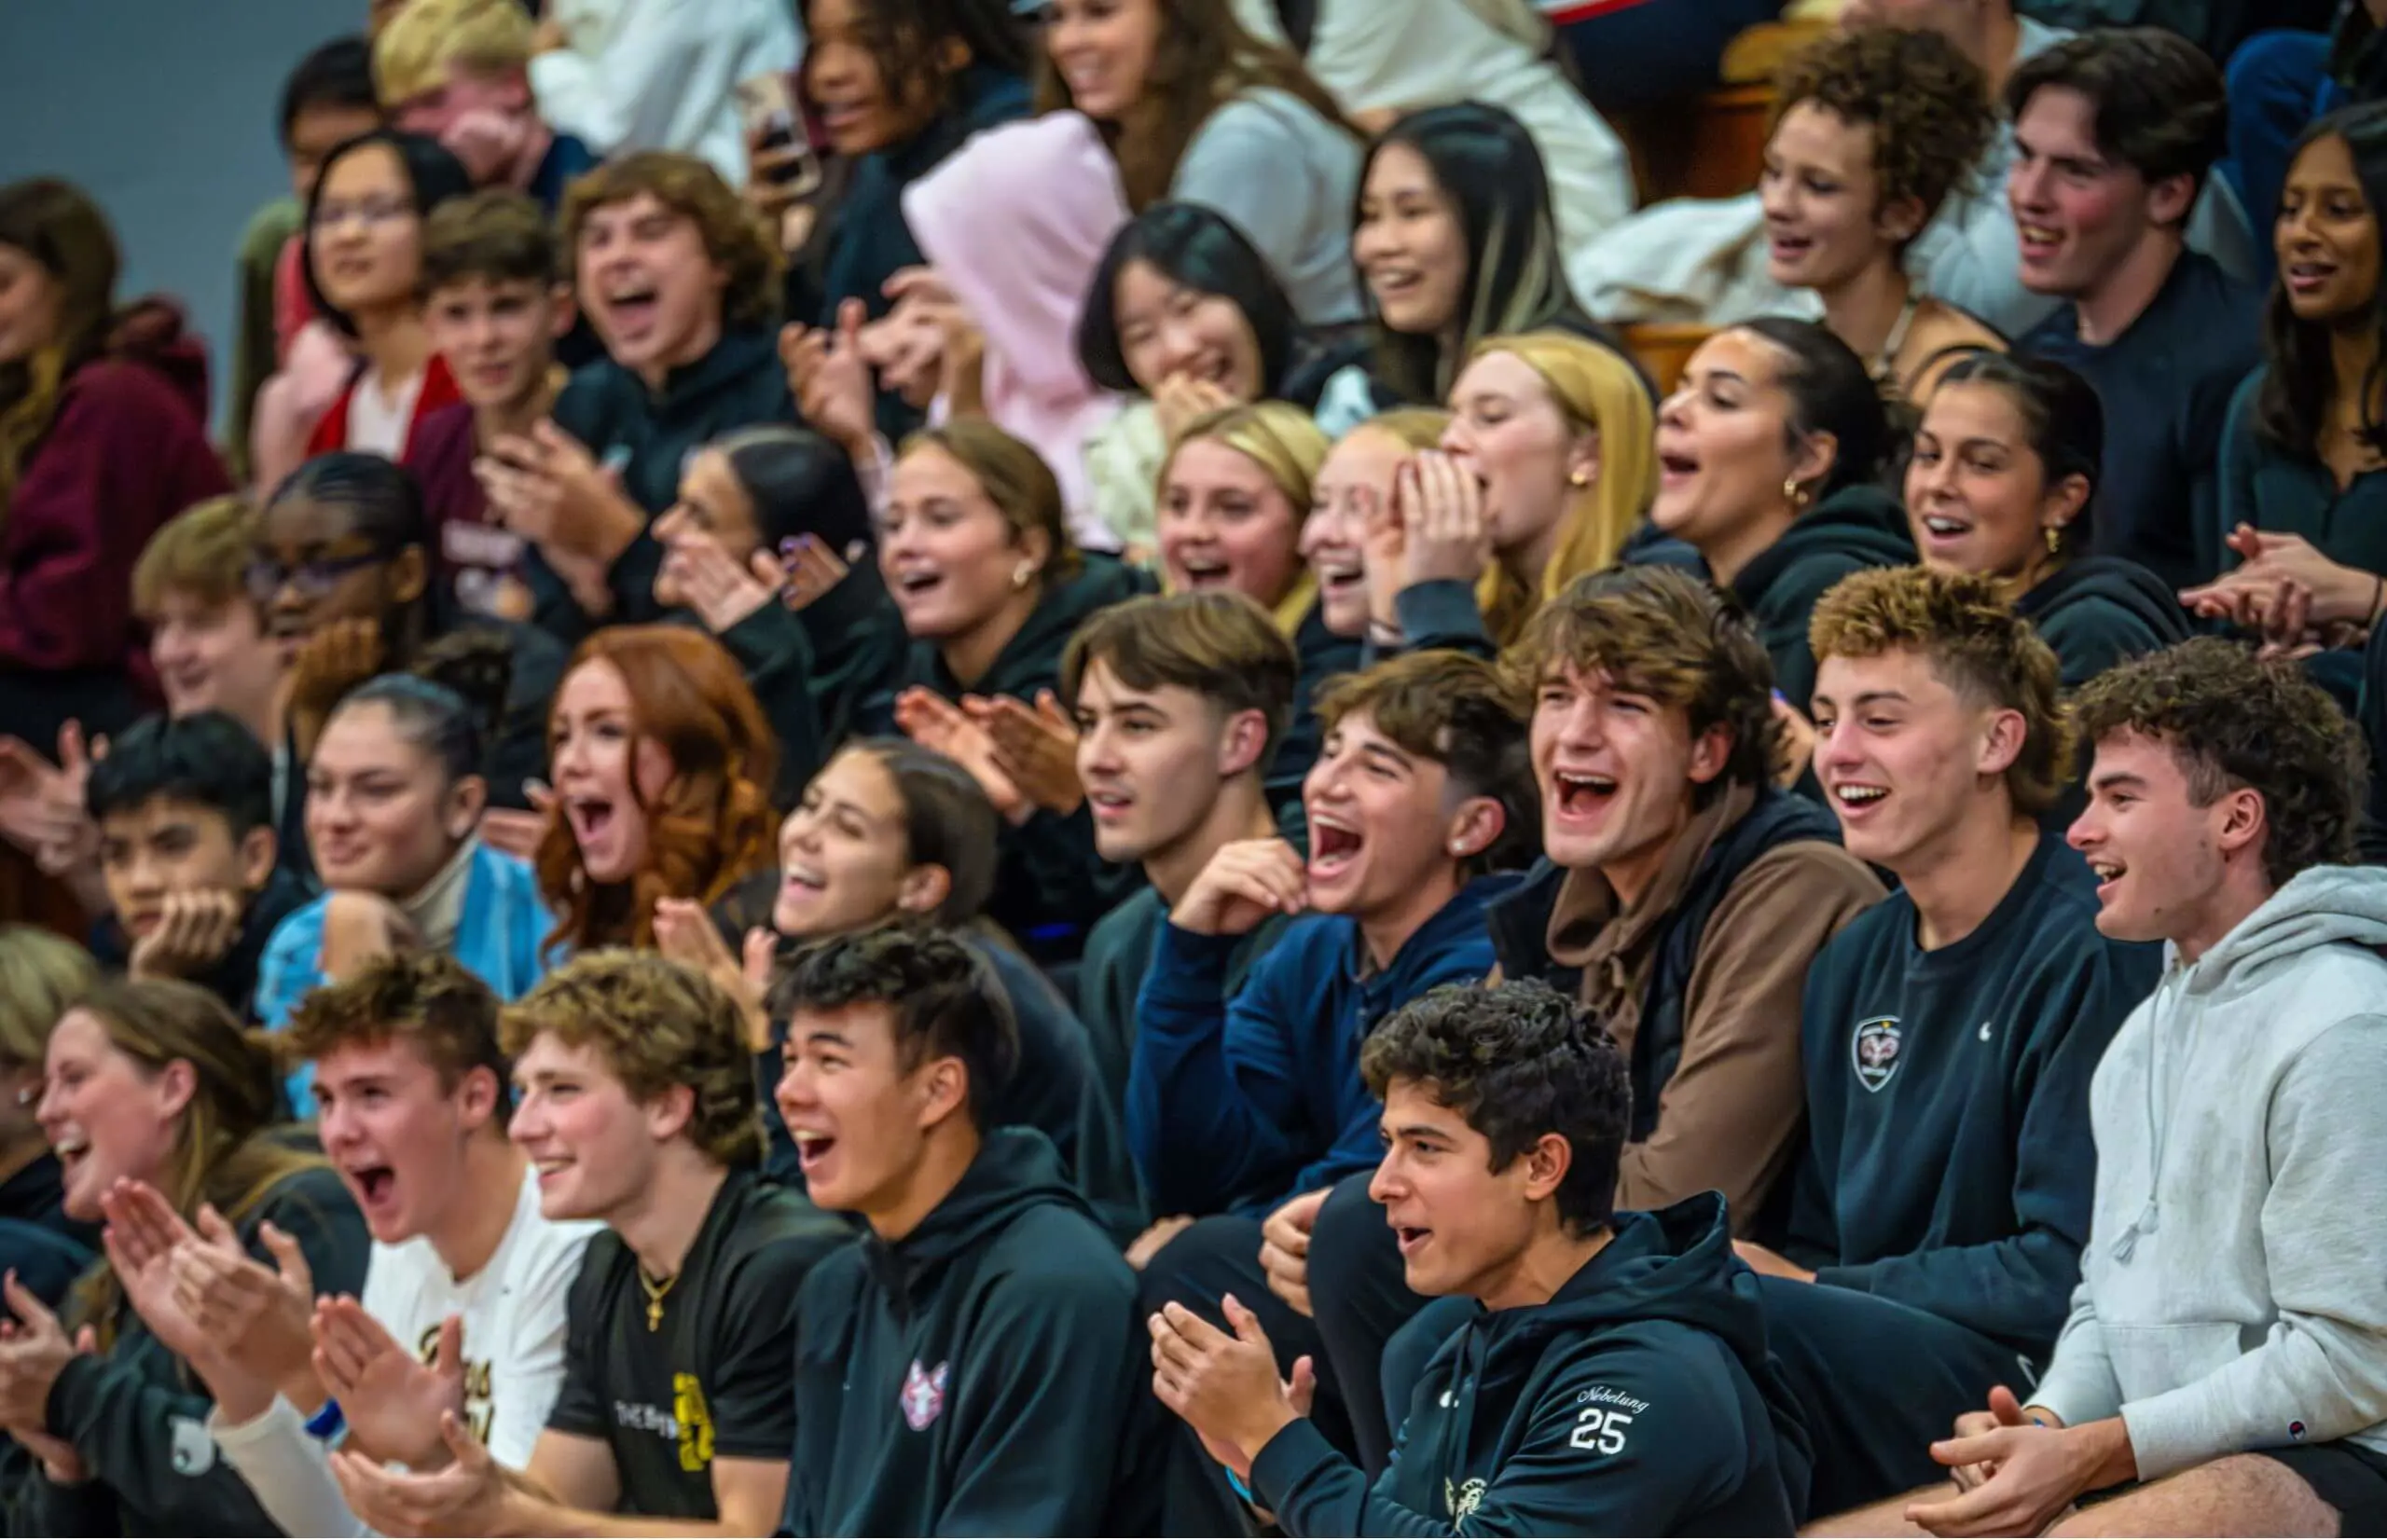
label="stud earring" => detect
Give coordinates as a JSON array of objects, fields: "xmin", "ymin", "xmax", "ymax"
[
  {"xmin": 1783, "ymin": 476, "xmax": 1810, "ymax": 512},
  {"xmin": 2044, "ymin": 525, "xmax": 2063, "ymax": 557},
  {"xmin": 1012, "ymin": 559, "xmax": 1035, "ymax": 590},
  {"xmin": 1567, "ymin": 467, "xmax": 1591, "ymax": 488}
]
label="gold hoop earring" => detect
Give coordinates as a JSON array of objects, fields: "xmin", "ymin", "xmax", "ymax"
[{"xmin": 1783, "ymin": 476, "xmax": 1811, "ymax": 512}]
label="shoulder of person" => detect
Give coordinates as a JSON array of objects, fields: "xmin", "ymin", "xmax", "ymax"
[
  {"xmin": 965, "ymin": 1202, "xmax": 1138, "ymax": 1309},
  {"xmin": 1730, "ymin": 836, "xmax": 1888, "ymax": 911}
]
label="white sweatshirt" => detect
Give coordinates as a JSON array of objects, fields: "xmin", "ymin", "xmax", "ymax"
[
  {"xmin": 530, "ymin": 0, "xmax": 802, "ymax": 186},
  {"xmin": 2033, "ymin": 866, "xmax": 2387, "ymax": 1478},
  {"xmin": 212, "ymin": 1170, "xmax": 600, "ymax": 1536}
]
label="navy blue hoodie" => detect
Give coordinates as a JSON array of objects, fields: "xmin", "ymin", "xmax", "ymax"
[
  {"xmin": 1730, "ymin": 485, "xmax": 1916, "ymax": 711},
  {"xmin": 1129, "ymin": 873, "xmax": 1517, "ymax": 1218},
  {"xmin": 2013, "ymin": 555, "xmax": 2193, "ymax": 691},
  {"xmin": 1249, "ymin": 1193, "xmax": 1808, "ymax": 1536},
  {"xmin": 780, "ymin": 1128, "xmax": 1165, "ymax": 1537}
]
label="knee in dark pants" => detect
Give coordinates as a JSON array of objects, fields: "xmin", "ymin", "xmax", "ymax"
[{"xmin": 1305, "ymin": 1173, "xmax": 1428, "ymax": 1478}]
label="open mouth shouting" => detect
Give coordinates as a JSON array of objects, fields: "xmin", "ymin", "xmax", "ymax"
[
  {"xmin": 343, "ymin": 1161, "xmax": 401, "ymax": 1217},
  {"xmin": 888, "ymin": 562, "xmax": 946, "ymax": 609},
  {"xmin": 599, "ymin": 278, "xmax": 662, "ymax": 341},
  {"xmin": 790, "ymin": 1127, "xmax": 837, "ymax": 1181},
  {"xmin": 1307, "ymin": 813, "xmax": 1365, "ymax": 886},
  {"xmin": 1548, "ymin": 768, "xmax": 1618, "ymax": 829},
  {"xmin": 1312, "ymin": 549, "xmax": 1365, "ymax": 605},
  {"xmin": 1173, "ymin": 550, "xmax": 1234, "ymax": 592}
]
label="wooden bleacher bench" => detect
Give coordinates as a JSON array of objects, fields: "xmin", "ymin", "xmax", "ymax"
[
  {"xmin": 1619, "ymin": 17, "xmax": 1833, "ymax": 208},
  {"xmin": 1622, "ymin": 323, "xmax": 1717, "ymax": 396}
]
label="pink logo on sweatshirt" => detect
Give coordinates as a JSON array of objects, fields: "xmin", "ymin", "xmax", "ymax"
[{"xmin": 901, "ymin": 1359, "xmax": 950, "ymax": 1432}]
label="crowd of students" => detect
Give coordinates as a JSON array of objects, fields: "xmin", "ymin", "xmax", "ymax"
[{"xmin": 3, "ymin": 0, "xmax": 2387, "ymax": 1534}]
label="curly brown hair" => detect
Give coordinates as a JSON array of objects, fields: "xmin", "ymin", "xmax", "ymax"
[
  {"xmin": 1505, "ymin": 565, "xmax": 1781, "ymax": 803},
  {"xmin": 1772, "ymin": 24, "xmax": 1995, "ymax": 247},
  {"xmin": 537, "ymin": 626, "xmax": 780, "ymax": 958},
  {"xmin": 1359, "ymin": 980, "xmax": 1628, "ymax": 1238},
  {"xmin": 2072, "ymin": 639, "xmax": 2366, "ymax": 888},
  {"xmin": 559, "ymin": 151, "xmax": 782, "ymax": 330},
  {"xmin": 498, "ymin": 950, "xmax": 762, "ymax": 1167},
  {"xmin": 283, "ymin": 951, "xmax": 506, "ymax": 1097},
  {"xmin": 1809, "ymin": 566, "xmax": 2074, "ymax": 817}
]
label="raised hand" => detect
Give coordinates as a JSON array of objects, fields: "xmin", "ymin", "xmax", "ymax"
[
  {"xmin": 1258, "ymin": 1188, "xmax": 1331, "ymax": 1318},
  {"xmin": 129, "ymin": 889, "xmax": 246, "ymax": 983},
  {"xmin": 895, "ymin": 687, "xmax": 1025, "ymax": 818},
  {"xmin": 477, "ymin": 780, "xmax": 555, "ymax": 864},
  {"xmin": 778, "ymin": 533, "xmax": 857, "ymax": 612},
  {"xmin": 284, "ymin": 617, "xmax": 387, "ymax": 763},
  {"xmin": 1149, "ymin": 1293, "xmax": 1309, "ymax": 1484},
  {"xmin": 781, "ymin": 299, "xmax": 876, "ymax": 460},
  {"xmin": 1153, "ymin": 373, "xmax": 1238, "ymax": 445},
  {"xmin": 969, "ymin": 691, "xmax": 1083, "ymax": 816},
  {"xmin": 1171, "ymin": 838, "xmax": 1307, "ymax": 937},
  {"xmin": 318, "ymin": 889, "xmax": 420, "ymax": 981},
  {"xmin": 654, "ymin": 900, "xmax": 775, "ymax": 1052},
  {"xmin": 657, "ymin": 529, "xmax": 780, "ymax": 637},
  {"xmin": 1397, "ymin": 451, "xmax": 1493, "ymax": 589},
  {"xmin": 329, "ymin": 1408, "xmax": 509, "ymax": 1536},
  {"xmin": 97, "ymin": 1181, "xmax": 215, "ymax": 1368},
  {"xmin": 313, "ymin": 1296, "xmax": 466, "ymax": 1471},
  {"xmin": 172, "ymin": 1206, "xmax": 317, "ymax": 1405}
]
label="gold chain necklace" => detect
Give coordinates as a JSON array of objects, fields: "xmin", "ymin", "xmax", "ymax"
[{"xmin": 639, "ymin": 1267, "xmax": 677, "ymax": 1331}]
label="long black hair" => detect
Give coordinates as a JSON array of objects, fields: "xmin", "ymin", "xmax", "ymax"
[
  {"xmin": 714, "ymin": 425, "xmax": 876, "ymax": 555},
  {"xmin": 1358, "ymin": 102, "xmax": 1592, "ymax": 405},
  {"xmin": 1074, "ymin": 201, "xmax": 1299, "ymax": 398},
  {"xmin": 301, "ymin": 129, "xmax": 474, "ymax": 337},
  {"xmin": 2256, "ymin": 103, "xmax": 2387, "ymax": 460}
]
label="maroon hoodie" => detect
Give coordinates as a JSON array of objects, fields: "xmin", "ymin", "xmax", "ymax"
[{"xmin": 0, "ymin": 300, "xmax": 229, "ymax": 693}]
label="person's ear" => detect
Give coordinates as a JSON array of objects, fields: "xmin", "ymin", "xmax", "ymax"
[
  {"xmin": 457, "ymin": 1064, "xmax": 501, "ymax": 1130},
  {"xmin": 1014, "ymin": 524, "xmax": 1055, "ymax": 584},
  {"xmin": 1787, "ymin": 430, "xmax": 1840, "ymax": 501},
  {"xmin": 915, "ymin": 1054, "xmax": 969, "ymax": 1132},
  {"xmin": 1565, "ymin": 429, "xmax": 1601, "ymax": 493},
  {"xmin": 1518, "ymin": 1130, "xmax": 1574, "ymax": 1203},
  {"xmin": 2214, "ymin": 785, "xmax": 2269, "ymax": 862},
  {"xmin": 2146, "ymin": 170, "xmax": 2197, "ymax": 230},
  {"xmin": 547, "ymin": 282, "xmax": 579, "ymax": 341},
  {"xmin": 237, "ymin": 824, "xmax": 279, "ymax": 893},
  {"xmin": 644, "ymin": 1082, "xmax": 697, "ymax": 1145},
  {"xmin": 154, "ymin": 1058, "xmax": 199, "ymax": 1123},
  {"xmin": 895, "ymin": 863, "xmax": 953, "ymax": 917},
  {"xmin": 446, "ymin": 776, "xmax": 490, "ymax": 842},
  {"xmin": 1686, "ymin": 722, "xmax": 1734, "ymax": 786},
  {"xmin": 1218, "ymin": 708, "xmax": 1270, "ymax": 780},
  {"xmin": 1442, "ymin": 795, "xmax": 1506, "ymax": 864},
  {"xmin": 2042, "ymin": 472, "xmax": 2091, "ymax": 532},
  {"xmin": 1875, "ymin": 192, "xmax": 1928, "ymax": 249},
  {"xmin": 389, "ymin": 544, "xmax": 429, "ymax": 609},
  {"xmin": 1977, "ymin": 706, "xmax": 2028, "ymax": 782}
]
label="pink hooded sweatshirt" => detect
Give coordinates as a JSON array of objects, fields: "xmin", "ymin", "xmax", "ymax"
[{"xmin": 902, "ymin": 112, "xmax": 1130, "ymax": 551}]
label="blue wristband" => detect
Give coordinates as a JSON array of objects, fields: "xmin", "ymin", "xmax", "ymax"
[{"xmin": 303, "ymin": 1399, "xmax": 346, "ymax": 1441}]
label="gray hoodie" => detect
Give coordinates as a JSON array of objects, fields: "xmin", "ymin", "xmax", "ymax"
[{"xmin": 2033, "ymin": 866, "xmax": 2387, "ymax": 1477}]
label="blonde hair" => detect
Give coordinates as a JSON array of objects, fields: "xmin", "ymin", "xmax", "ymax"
[
  {"xmin": 132, "ymin": 495, "xmax": 256, "ymax": 619},
  {"xmin": 1351, "ymin": 406, "xmax": 1453, "ymax": 455},
  {"xmin": 0, "ymin": 927, "xmax": 97, "ymax": 1068},
  {"xmin": 374, "ymin": 0, "xmax": 533, "ymax": 105},
  {"xmin": 1162, "ymin": 401, "xmax": 1330, "ymax": 633},
  {"xmin": 1466, "ymin": 333, "xmax": 1656, "ymax": 647}
]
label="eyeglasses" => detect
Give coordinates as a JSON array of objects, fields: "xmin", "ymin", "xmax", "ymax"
[
  {"xmin": 245, "ymin": 552, "xmax": 383, "ymax": 603},
  {"xmin": 310, "ymin": 199, "xmax": 418, "ymax": 231}
]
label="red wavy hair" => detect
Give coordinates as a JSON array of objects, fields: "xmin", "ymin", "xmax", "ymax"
[{"xmin": 535, "ymin": 626, "xmax": 779, "ymax": 957}]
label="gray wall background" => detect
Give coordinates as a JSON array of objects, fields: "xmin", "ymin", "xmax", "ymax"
[{"xmin": 0, "ymin": 1, "xmax": 364, "ymax": 437}]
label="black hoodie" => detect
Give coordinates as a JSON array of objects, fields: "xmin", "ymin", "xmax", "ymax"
[
  {"xmin": 856, "ymin": 555, "xmax": 1158, "ymax": 964},
  {"xmin": 780, "ymin": 1128, "xmax": 1165, "ymax": 1537},
  {"xmin": 2012, "ymin": 555, "xmax": 2193, "ymax": 690},
  {"xmin": 1731, "ymin": 486, "xmax": 1916, "ymax": 710},
  {"xmin": 1248, "ymin": 1193, "xmax": 1809, "ymax": 1537}
]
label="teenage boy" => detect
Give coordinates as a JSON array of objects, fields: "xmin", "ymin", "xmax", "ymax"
[
  {"xmin": 1836, "ymin": 637, "xmax": 2387, "ymax": 1537},
  {"xmin": 1132, "ymin": 648, "xmax": 1537, "ymax": 1466},
  {"xmin": 408, "ymin": 190, "xmax": 577, "ymax": 622},
  {"xmin": 374, "ymin": 0, "xmax": 598, "ymax": 212},
  {"xmin": 2009, "ymin": 28, "xmax": 2261, "ymax": 590},
  {"xmin": 1153, "ymin": 979, "xmax": 1808, "ymax": 1535},
  {"xmin": 1755, "ymin": 567, "xmax": 2162, "ymax": 1519},
  {"xmin": 1488, "ymin": 565, "xmax": 1883, "ymax": 1234},
  {"xmin": 774, "ymin": 928, "xmax": 1166, "ymax": 1534},
  {"xmin": 1068, "ymin": 591, "xmax": 1302, "ymax": 1104},
  {"xmin": 231, "ymin": 36, "xmax": 384, "ymax": 476},
  {"xmin": 135, "ymin": 497, "xmax": 287, "ymax": 749},
  {"xmin": 98, "ymin": 953, "xmax": 597, "ymax": 1536},
  {"xmin": 324, "ymin": 950, "xmax": 851, "ymax": 1536},
  {"xmin": 85, "ymin": 710, "xmax": 306, "ymax": 1016},
  {"xmin": 477, "ymin": 152, "xmax": 793, "ymax": 644}
]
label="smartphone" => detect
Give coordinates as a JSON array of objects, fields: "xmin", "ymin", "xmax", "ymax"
[{"xmin": 737, "ymin": 72, "xmax": 822, "ymax": 196}]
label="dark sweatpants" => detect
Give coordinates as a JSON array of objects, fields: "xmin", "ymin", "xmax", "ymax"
[
  {"xmin": 1140, "ymin": 1174, "xmax": 1426, "ymax": 1476},
  {"xmin": 1759, "ymin": 1275, "xmax": 2046, "ymax": 1521}
]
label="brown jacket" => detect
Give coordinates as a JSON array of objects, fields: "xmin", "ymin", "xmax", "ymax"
[{"xmin": 1516, "ymin": 783, "xmax": 1883, "ymax": 1234}]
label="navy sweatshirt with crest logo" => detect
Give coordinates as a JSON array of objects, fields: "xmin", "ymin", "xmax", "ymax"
[{"xmin": 1784, "ymin": 832, "xmax": 2160, "ymax": 1356}]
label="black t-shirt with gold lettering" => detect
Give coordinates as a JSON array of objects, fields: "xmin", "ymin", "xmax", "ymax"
[{"xmin": 546, "ymin": 1169, "xmax": 851, "ymax": 1517}]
